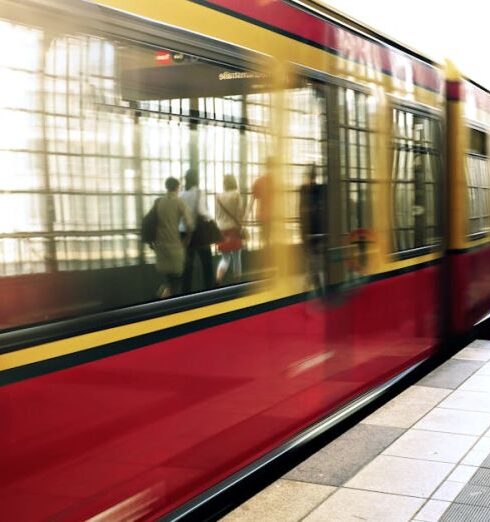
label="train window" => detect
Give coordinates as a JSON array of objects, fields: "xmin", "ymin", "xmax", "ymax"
[
  {"xmin": 339, "ymin": 88, "xmax": 372, "ymax": 234},
  {"xmin": 391, "ymin": 108, "xmax": 441, "ymax": 255},
  {"xmin": 466, "ymin": 128, "xmax": 489, "ymax": 237},
  {"xmin": 0, "ymin": 16, "xmax": 274, "ymax": 331}
]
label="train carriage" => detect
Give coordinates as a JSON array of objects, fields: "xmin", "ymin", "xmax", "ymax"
[
  {"xmin": 446, "ymin": 66, "xmax": 490, "ymax": 334},
  {"xmin": 0, "ymin": 0, "xmax": 487, "ymax": 520}
]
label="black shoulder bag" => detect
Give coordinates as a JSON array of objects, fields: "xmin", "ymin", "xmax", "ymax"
[
  {"xmin": 190, "ymin": 190, "xmax": 222, "ymax": 247},
  {"xmin": 141, "ymin": 198, "xmax": 161, "ymax": 245}
]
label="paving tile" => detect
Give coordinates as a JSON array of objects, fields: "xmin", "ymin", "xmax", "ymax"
[
  {"xmin": 303, "ymin": 488, "xmax": 424, "ymax": 522},
  {"xmin": 447, "ymin": 465, "xmax": 478, "ymax": 483},
  {"xmin": 460, "ymin": 374, "xmax": 490, "ymax": 393},
  {"xmin": 284, "ymin": 424, "xmax": 404, "ymax": 486},
  {"xmin": 417, "ymin": 359, "xmax": 484, "ymax": 390},
  {"xmin": 413, "ymin": 500, "xmax": 451, "ymax": 521},
  {"xmin": 475, "ymin": 362, "xmax": 490, "ymax": 377},
  {"xmin": 413, "ymin": 407, "xmax": 490, "ymax": 436},
  {"xmin": 440, "ymin": 502, "xmax": 490, "ymax": 521},
  {"xmin": 438, "ymin": 389, "xmax": 490, "ymax": 413},
  {"xmin": 362, "ymin": 386, "xmax": 451, "ymax": 429},
  {"xmin": 462, "ymin": 437, "xmax": 490, "ymax": 466},
  {"xmin": 345, "ymin": 455, "xmax": 453, "ymax": 498},
  {"xmin": 467, "ymin": 340, "xmax": 490, "ymax": 350},
  {"xmin": 432, "ymin": 480, "xmax": 466, "ymax": 501},
  {"xmin": 452, "ymin": 345, "xmax": 490, "ymax": 362},
  {"xmin": 221, "ymin": 480, "xmax": 335, "ymax": 522},
  {"xmin": 383, "ymin": 429, "xmax": 477, "ymax": 463}
]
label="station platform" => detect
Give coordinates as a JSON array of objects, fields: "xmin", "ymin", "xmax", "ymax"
[{"xmin": 222, "ymin": 340, "xmax": 490, "ymax": 522}]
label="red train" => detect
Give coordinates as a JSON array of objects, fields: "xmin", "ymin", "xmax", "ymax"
[{"xmin": 0, "ymin": 0, "xmax": 489, "ymax": 520}]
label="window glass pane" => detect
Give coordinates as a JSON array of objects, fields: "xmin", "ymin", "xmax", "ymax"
[
  {"xmin": 281, "ymin": 79, "xmax": 327, "ymax": 291},
  {"xmin": 283, "ymin": 81, "xmax": 326, "ymax": 247},
  {"xmin": 338, "ymin": 88, "xmax": 372, "ymax": 235},
  {"xmin": 466, "ymin": 129, "xmax": 489, "ymax": 237},
  {"xmin": 391, "ymin": 108, "xmax": 441, "ymax": 253}
]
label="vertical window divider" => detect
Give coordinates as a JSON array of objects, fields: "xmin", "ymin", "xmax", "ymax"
[{"xmin": 40, "ymin": 32, "xmax": 57, "ymax": 273}]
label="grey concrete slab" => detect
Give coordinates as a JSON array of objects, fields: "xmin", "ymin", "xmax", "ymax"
[
  {"xmin": 304, "ymin": 488, "xmax": 424, "ymax": 522},
  {"xmin": 221, "ymin": 480, "xmax": 335, "ymax": 522},
  {"xmin": 345, "ymin": 455, "xmax": 453, "ymax": 498},
  {"xmin": 462, "ymin": 438, "xmax": 490, "ymax": 467},
  {"xmin": 362, "ymin": 385, "xmax": 451, "ymax": 428},
  {"xmin": 284, "ymin": 424, "xmax": 404, "ymax": 486},
  {"xmin": 414, "ymin": 499, "xmax": 451, "ymax": 521},
  {"xmin": 418, "ymin": 359, "xmax": 485, "ymax": 389}
]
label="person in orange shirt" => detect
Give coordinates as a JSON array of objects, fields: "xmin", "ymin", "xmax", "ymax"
[{"xmin": 250, "ymin": 158, "xmax": 273, "ymax": 248}]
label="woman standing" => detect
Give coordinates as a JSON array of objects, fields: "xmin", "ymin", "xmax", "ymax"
[{"xmin": 216, "ymin": 174, "xmax": 244, "ymax": 284}]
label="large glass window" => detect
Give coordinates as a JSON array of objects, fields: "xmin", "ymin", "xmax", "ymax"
[
  {"xmin": 466, "ymin": 128, "xmax": 489, "ymax": 237},
  {"xmin": 391, "ymin": 108, "xmax": 441, "ymax": 254},
  {"xmin": 0, "ymin": 14, "xmax": 280, "ymax": 330}
]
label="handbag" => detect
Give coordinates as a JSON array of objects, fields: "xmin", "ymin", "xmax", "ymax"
[
  {"xmin": 218, "ymin": 228, "xmax": 242, "ymax": 253},
  {"xmin": 216, "ymin": 198, "xmax": 248, "ymax": 244},
  {"xmin": 190, "ymin": 190, "xmax": 222, "ymax": 247}
]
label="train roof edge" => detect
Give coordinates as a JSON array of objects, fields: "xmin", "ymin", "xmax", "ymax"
[
  {"xmin": 295, "ymin": 1, "xmax": 489, "ymax": 94},
  {"xmin": 289, "ymin": 0, "xmax": 440, "ymax": 66}
]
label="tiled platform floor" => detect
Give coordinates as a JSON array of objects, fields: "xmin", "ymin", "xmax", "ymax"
[{"xmin": 222, "ymin": 340, "xmax": 490, "ymax": 522}]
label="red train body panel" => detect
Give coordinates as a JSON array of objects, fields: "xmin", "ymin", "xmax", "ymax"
[
  {"xmin": 450, "ymin": 246, "xmax": 490, "ymax": 334},
  {"xmin": 0, "ymin": 266, "xmax": 440, "ymax": 520}
]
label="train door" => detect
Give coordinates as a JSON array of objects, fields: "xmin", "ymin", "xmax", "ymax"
[
  {"xmin": 263, "ymin": 69, "xmax": 377, "ymax": 431},
  {"xmin": 323, "ymin": 81, "xmax": 376, "ymax": 401}
]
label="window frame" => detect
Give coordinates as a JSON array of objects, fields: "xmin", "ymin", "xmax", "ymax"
[
  {"xmin": 337, "ymin": 85, "xmax": 373, "ymax": 236},
  {"xmin": 465, "ymin": 123, "xmax": 489, "ymax": 241},
  {"xmin": 294, "ymin": 64, "xmax": 375, "ymax": 235},
  {"xmin": 389, "ymin": 100, "xmax": 443, "ymax": 260}
]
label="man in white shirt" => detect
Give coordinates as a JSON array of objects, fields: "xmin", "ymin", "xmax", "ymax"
[{"xmin": 180, "ymin": 169, "xmax": 215, "ymax": 293}]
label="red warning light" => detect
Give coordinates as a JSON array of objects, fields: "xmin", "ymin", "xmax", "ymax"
[{"xmin": 155, "ymin": 51, "xmax": 172, "ymax": 65}]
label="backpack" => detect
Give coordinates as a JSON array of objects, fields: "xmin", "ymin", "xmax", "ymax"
[{"xmin": 141, "ymin": 198, "xmax": 160, "ymax": 244}]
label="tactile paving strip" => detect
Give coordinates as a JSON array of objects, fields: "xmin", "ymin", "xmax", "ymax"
[
  {"xmin": 480, "ymin": 453, "xmax": 490, "ymax": 469},
  {"xmin": 469, "ymin": 468, "xmax": 490, "ymax": 487},
  {"xmin": 454, "ymin": 484, "xmax": 490, "ymax": 508},
  {"xmin": 440, "ymin": 503, "xmax": 490, "ymax": 521}
]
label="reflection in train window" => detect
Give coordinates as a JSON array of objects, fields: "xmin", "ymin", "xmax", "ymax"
[
  {"xmin": 283, "ymin": 80, "xmax": 326, "ymax": 246},
  {"xmin": 466, "ymin": 128, "xmax": 489, "ymax": 237},
  {"xmin": 391, "ymin": 108, "xmax": 441, "ymax": 254},
  {"xmin": 0, "ymin": 18, "xmax": 278, "ymax": 330}
]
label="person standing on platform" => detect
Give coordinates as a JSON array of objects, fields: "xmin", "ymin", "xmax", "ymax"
[
  {"xmin": 180, "ymin": 169, "xmax": 215, "ymax": 293},
  {"xmin": 154, "ymin": 176, "xmax": 193, "ymax": 298},
  {"xmin": 250, "ymin": 157, "xmax": 273, "ymax": 249},
  {"xmin": 299, "ymin": 164, "xmax": 326, "ymax": 294},
  {"xmin": 216, "ymin": 174, "xmax": 244, "ymax": 284}
]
